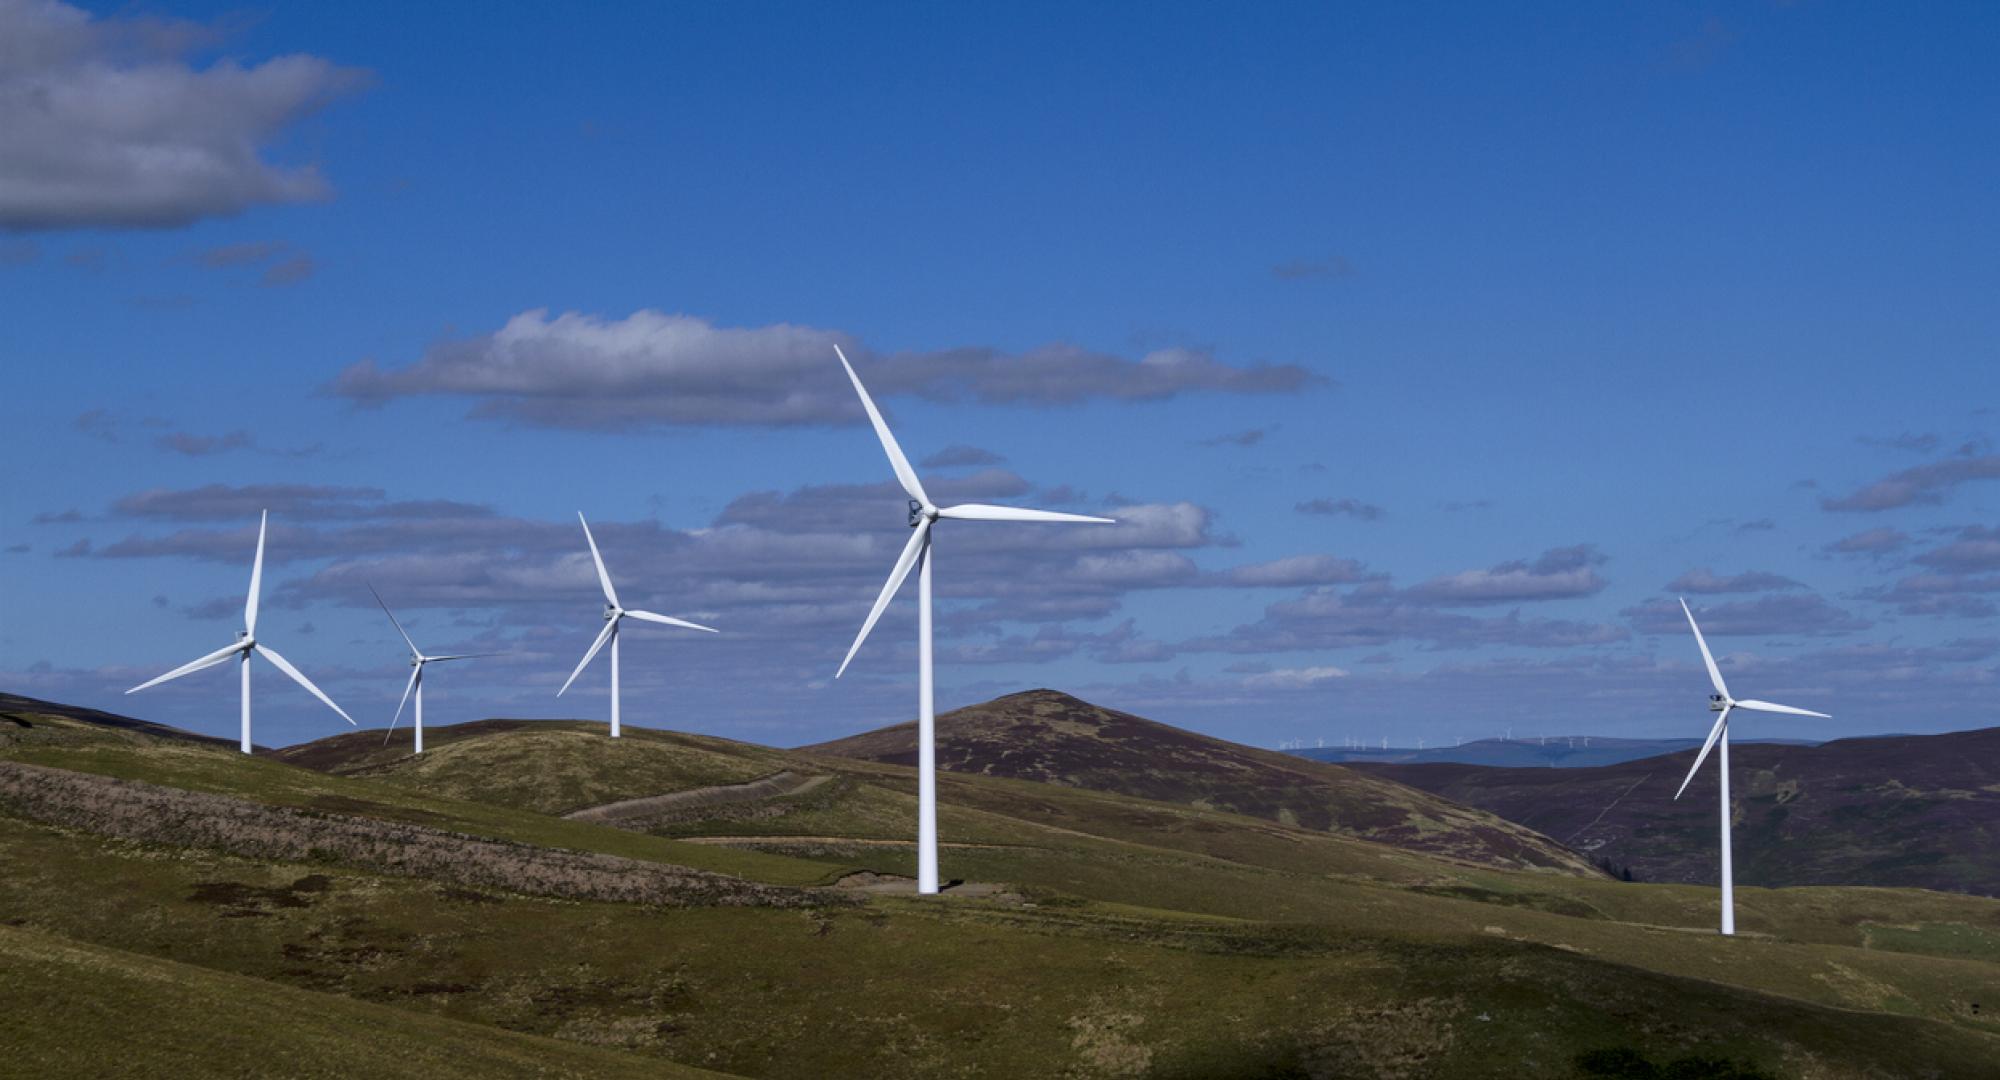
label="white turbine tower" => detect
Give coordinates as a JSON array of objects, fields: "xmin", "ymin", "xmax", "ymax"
[
  {"xmin": 126, "ymin": 511, "xmax": 355, "ymax": 753},
  {"xmin": 557, "ymin": 513, "xmax": 716, "ymax": 737},
  {"xmin": 831, "ymin": 344, "xmax": 1114, "ymax": 895},
  {"xmin": 371, "ymin": 585, "xmax": 495, "ymax": 755},
  {"xmin": 1673, "ymin": 597, "xmax": 1830, "ymax": 935}
]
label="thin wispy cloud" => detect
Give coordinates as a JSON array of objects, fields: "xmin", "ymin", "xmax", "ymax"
[
  {"xmin": 1199, "ymin": 427, "xmax": 1274, "ymax": 448},
  {"xmin": 1913, "ymin": 525, "xmax": 2000, "ymax": 574},
  {"xmin": 1821, "ymin": 452, "xmax": 2000, "ymax": 512},
  {"xmin": 1857, "ymin": 432, "xmax": 1942, "ymax": 454},
  {"xmin": 1824, "ymin": 527, "xmax": 1910, "ymax": 557},
  {"xmin": 1625, "ymin": 594, "xmax": 1869, "ymax": 637},
  {"xmin": 1295, "ymin": 497, "xmax": 1383, "ymax": 521},
  {"xmin": 919, "ymin": 445, "xmax": 1005, "ymax": 468},
  {"xmin": 156, "ymin": 430, "xmax": 253, "ymax": 457},
  {"xmin": 1402, "ymin": 545, "xmax": 1608, "ymax": 607},
  {"xmin": 326, "ymin": 309, "xmax": 1325, "ymax": 429},
  {"xmin": 194, "ymin": 241, "xmax": 316, "ymax": 286},
  {"xmin": 1665, "ymin": 568, "xmax": 1804, "ymax": 595}
]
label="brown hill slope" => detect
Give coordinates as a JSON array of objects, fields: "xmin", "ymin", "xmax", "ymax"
[
  {"xmin": 803, "ymin": 688, "xmax": 1600, "ymax": 875},
  {"xmin": 1358, "ymin": 727, "xmax": 2000, "ymax": 896}
]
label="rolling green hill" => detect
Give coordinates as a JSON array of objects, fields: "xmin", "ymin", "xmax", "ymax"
[
  {"xmin": 803, "ymin": 689, "xmax": 1602, "ymax": 875},
  {"xmin": 5, "ymin": 692, "xmax": 2000, "ymax": 1078}
]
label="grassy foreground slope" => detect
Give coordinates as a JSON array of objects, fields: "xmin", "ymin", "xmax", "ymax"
[
  {"xmin": 6, "ymin": 694, "xmax": 2000, "ymax": 1078},
  {"xmin": 0, "ymin": 924, "xmax": 733, "ymax": 1080},
  {"xmin": 4, "ymin": 816, "xmax": 1998, "ymax": 1079}
]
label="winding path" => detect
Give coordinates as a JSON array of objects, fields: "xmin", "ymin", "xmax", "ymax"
[{"xmin": 563, "ymin": 770, "xmax": 832, "ymax": 825}]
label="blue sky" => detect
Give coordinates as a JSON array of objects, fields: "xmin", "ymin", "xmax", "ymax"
[{"xmin": 4, "ymin": 0, "xmax": 1998, "ymax": 749}]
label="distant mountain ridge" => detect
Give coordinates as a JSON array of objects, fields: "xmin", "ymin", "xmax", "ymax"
[
  {"xmin": 1290, "ymin": 735, "xmax": 1819, "ymax": 769},
  {"xmin": 802, "ymin": 688, "xmax": 1600, "ymax": 876},
  {"xmin": 1358, "ymin": 727, "xmax": 2000, "ymax": 896}
]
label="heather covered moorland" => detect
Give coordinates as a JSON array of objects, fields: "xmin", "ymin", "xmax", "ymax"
[{"xmin": 4, "ymin": 694, "xmax": 1999, "ymax": 1078}]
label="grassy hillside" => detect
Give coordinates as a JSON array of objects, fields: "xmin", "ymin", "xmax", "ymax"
[
  {"xmin": 5, "ymin": 806, "xmax": 1998, "ymax": 1078},
  {"xmin": 3, "ymin": 690, "xmax": 240, "ymax": 749},
  {"xmin": 804, "ymin": 689, "xmax": 1601, "ymax": 875},
  {"xmin": 6, "ymin": 693, "xmax": 2000, "ymax": 1078},
  {"xmin": 0, "ymin": 924, "xmax": 734, "ymax": 1080},
  {"xmin": 1361, "ymin": 727, "xmax": 2000, "ymax": 896}
]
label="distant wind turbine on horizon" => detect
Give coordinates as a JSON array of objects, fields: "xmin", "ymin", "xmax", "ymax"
[
  {"xmin": 371, "ymin": 584, "xmax": 497, "ymax": 754},
  {"xmin": 1673, "ymin": 597, "xmax": 1831, "ymax": 936},
  {"xmin": 126, "ymin": 511, "xmax": 354, "ymax": 753},
  {"xmin": 558, "ymin": 512, "xmax": 716, "ymax": 738},
  {"xmin": 831, "ymin": 344, "xmax": 1114, "ymax": 896}
]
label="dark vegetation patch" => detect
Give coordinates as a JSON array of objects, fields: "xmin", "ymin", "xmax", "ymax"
[
  {"xmin": 189, "ymin": 874, "xmax": 334, "ymax": 916},
  {"xmin": 0, "ymin": 761, "xmax": 843, "ymax": 910},
  {"xmin": 1574, "ymin": 1047, "xmax": 1777, "ymax": 1079},
  {"xmin": 1409, "ymin": 884, "xmax": 1605, "ymax": 919},
  {"xmin": 436, "ymin": 884, "xmax": 502, "ymax": 904}
]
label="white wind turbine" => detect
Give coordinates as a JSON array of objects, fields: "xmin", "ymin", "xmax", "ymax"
[
  {"xmin": 1673, "ymin": 597, "xmax": 1830, "ymax": 935},
  {"xmin": 371, "ymin": 585, "xmax": 497, "ymax": 755},
  {"xmin": 126, "ymin": 511, "xmax": 355, "ymax": 753},
  {"xmin": 832, "ymin": 344, "xmax": 1115, "ymax": 895},
  {"xmin": 557, "ymin": 512, "xmax": 716, "ymax": 737}
]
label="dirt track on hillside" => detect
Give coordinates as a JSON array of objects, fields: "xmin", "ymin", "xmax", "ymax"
[{"xmin": 563, "ymin": 770, "xmax": 831, "ymax": 826}]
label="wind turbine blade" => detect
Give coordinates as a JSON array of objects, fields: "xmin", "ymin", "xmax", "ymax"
[
  {"xmin": 577, "ymin": 513, "xmax": 621, "ymax": 609},
  {"xmin": 1733, "ymin": 699, "xmax": 1831, "ymax": 719},
  {"xmin": 422, "ymin": 652, "xmax": 505, "ymax": 662},
  {"xmin": 558, "ymin": 619, "xmax": 617, "ymax": 696},
  {"xmin": 1680, "ymin": 597, "xmax": 1730, "ymax": 700},
  {"xmin": 1674, "ymin": 706, "xmax": 1731, "ymax": 800},
  {"xmin": 385, "ymin": 665, "xmax": 420, "ymax": 744},
  {"xmin": 836, "ymin": 520, "xmax": 929, "ymax": 678},
  {"xmin": 622, "ymin": 609, "xmax": 719, "ymax": 633},
  {"xmin": 938, "ymin": 503, "xmax": 1116, "ymax": 524},
  {"xmin": 367, "ymin": 582, "xmax": 421, "ymax": 657},
  {"xmin": 253, "ymin": 643, "xmax": 355, "ymax": 726},
  {"xmin": 126, "ymin": 641, "xmax": 243, "ymax": 694},
  {"xmin": 245, "ymin": 510, "xmax": 268, "ymax": 635},
  {"xmin": 834, "ymin": 344, "xmax": 929, "ymax": 507}
]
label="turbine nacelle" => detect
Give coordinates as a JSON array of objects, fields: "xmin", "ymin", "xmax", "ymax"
[
  {"xmin": 908, "ymin": 499, "xmax": 930, "ymax": 527},
  {"xmin": 127, "ymin": 511, "xmax": 356, "ymax": 750},
  {"xmin": 1674, "ymin": 597, "xmax": 1831, "ymax": 803},
  {"xmin": 558, "ymin": 512, "xmax": 717, "ymax": 712}
]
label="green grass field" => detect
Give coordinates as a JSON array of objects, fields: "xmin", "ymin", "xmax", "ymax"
[{"xmin": 5, "ymin": 707, "xmax": 1998, "ymax": 1078}]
